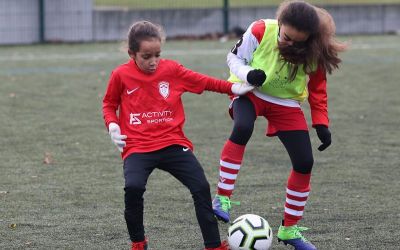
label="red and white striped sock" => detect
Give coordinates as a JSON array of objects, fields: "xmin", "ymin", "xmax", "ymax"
[
  {"xmin": 283, "ymin": 170, "xmax": 311, "ymax": 226},
  {"xmin": 217, "ymin": 140, "xmax": 246, "ymax": 197}
]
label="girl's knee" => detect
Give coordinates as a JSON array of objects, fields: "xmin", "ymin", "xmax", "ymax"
[
  {"xmin": 124, "ymin": 183, "xmax": 146, "ymax": 196},
  {"xmin": 234, "ymin": 122, "xmax": 254, "ymax": 135},
  {"xmin": 293, "ymin": 157, "xmax": 314, "ymax": 174},
  {"xmin": 231, "ymin": 122, "xmax": 254, "ymax": 144},
  {"xmin": 190, "ymin": 178, "xmax": 211, "ymax": 195}
]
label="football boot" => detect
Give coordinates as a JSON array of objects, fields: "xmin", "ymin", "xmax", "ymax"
[
  {"xmin": 212, "ymin": 195, "xmax": 240, "ymax": 223},
  {"xmin": 277, "ymin": 223, "xmax": 316, "ymax": 250},
  {"xmin": 205, "ymin": 240, "xmax": 229, "ymax": 250},
  {"xmin": 131, "ymin": 238, "xmax": 148, "ymax": 250}
]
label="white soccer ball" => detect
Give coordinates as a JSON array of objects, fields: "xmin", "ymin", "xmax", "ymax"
[{"xmin": 227, "ymin": 214, "xmax": 273, "ymax": 250}]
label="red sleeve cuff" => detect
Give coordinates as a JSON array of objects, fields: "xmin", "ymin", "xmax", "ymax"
[{"xmin": 311, "ymin": 110, "xmax": 329, "ymax": 127}]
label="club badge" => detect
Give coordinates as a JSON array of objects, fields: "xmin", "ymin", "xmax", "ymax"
[{"xmin": 159, "ymin": 81, "xmax": 169, "ymax": 99}]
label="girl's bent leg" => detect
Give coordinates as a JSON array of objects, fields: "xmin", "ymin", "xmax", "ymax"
[
  {"xmin": 160, "ymin": 146, "xmax": 221, "ymax": 249},
  {"xmin": 217, "ymin": 96, "xmax": 256, "ymax": 197}
]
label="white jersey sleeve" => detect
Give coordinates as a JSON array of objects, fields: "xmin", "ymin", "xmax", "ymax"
[{"xmin": 227, "ymin": 22, "xmax": 261, "ymax": 82}]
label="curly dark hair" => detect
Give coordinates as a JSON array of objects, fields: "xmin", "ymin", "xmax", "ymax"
[{"xmin": 276, "ymin": 0, "xmax": 347, "ymax": 80}]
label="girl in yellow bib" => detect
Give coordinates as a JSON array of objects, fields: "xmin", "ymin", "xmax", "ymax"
[{"xmin": 212, "ymin": 1, "xmax": 347, "ymax": 249}]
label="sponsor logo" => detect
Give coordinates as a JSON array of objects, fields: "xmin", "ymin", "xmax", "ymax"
[
  {"xmin": 129, "ymin": 113, "xmax": 142, "ymax": 125},
  {"xmin": 159, "ymin": 81, "xmax": 169, "ymax": 99},
  {"xmin": 219, "ymin": 177, "xmax": 226, "ymax": 183},
  {"xmin": 183, "ymin": 147, "xmax": 190, "ymax": 152},
  {"xmin": 127, "ymin": 87, "xmax": 140, "ymax": 95},
  {"xmin": 129, "ymin": 110, "xmax": 174, "ymax": 125}
]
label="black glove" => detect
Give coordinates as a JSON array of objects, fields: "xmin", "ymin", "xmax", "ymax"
[
  {"xmin": 246, "ymin": 69, "xmax": 266, "ymax": 87},
  {"xmin": 315, "ymin": 125, "xmax": 331, "ymax": 151}
]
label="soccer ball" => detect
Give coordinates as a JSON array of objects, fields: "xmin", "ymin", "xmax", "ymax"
[{"xmin": 227, "ymin": 214, "xmax": 273, "ymax": 250}]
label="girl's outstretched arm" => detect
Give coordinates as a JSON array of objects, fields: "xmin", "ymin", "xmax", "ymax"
[{"xmin": 174, "ymin": 62, "xmax": 253, "ymax": 95}]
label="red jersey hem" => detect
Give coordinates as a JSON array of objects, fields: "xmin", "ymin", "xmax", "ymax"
[{"xmin": 122, "ymin": 142, "xmax": 194, "ymax": 160}]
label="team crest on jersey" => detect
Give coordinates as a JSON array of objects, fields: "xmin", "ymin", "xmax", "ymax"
[{"xmin": 158, "ymin": 81, "xmax": 170, "ymax": 99}]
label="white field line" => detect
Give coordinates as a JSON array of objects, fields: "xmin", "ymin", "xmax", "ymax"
[{"xmin": 0, "ymin": 43, "xmax": 398, "ymax": 62}]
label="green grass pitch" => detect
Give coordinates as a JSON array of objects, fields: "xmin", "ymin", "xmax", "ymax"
[{"xmin": 1, "ymin": 35, "xmax": 400, "ymax": 249}]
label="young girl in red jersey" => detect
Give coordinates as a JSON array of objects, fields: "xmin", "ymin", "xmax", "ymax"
[
  {"xmin": 102, "ymin": 20, "xmax": 253, "ymax": 250},
  {"xmin": 211, "ymin": 1, "xmax": 347, "ymax": 249}
]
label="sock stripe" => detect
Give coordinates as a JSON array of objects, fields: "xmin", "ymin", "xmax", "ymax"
[
  {"xmin": 285, "ymin": 203, "xmax": 305, "ymax": 211},
  {"xmin": 218, "ymin": 182, "xmax": 234, "ymax": 190},
  {"xmin": 220, "ymin": 160, "xmax": 241, "ymax": 170},
  {"xmin": 286, "ymin": 197, "xmax": 307, "ymax": 206},
  {"xmin": 284, "ymin": 207, "xmax": 304, "ymax": 217},
  {"xmin": 286, "ymin": 193, "xmax": 308, "ymax": 202},
  {"xmin": 220, "ymin": 171, "xmax": 238, "ymax": 179},
  {"xmin": 286, "ymin": 188, "xmax": 309, "ymax": 197},
  {"xmin": 220, "ymin": 166, "xmax": 239, "ymax": 174},
  {"xmin": 219, "ymin": 178, "xmax": 236, "ymax": 185}
]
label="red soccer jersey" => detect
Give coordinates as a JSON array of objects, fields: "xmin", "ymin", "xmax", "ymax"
[{"xmin": 103, "ymin": 59, "xmax": 233, "ymax": 159}]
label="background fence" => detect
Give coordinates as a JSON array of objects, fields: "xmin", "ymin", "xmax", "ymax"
[{"xmin": 1, "ymin": 0, "xmax": 400, "ymax": 45}]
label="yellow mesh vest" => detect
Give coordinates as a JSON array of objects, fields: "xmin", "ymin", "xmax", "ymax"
[{"xmin": 228, "ymin": 19, "xmax": 308, "ymax": 102}]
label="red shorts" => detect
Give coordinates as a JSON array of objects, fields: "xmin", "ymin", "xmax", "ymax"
[{"xmin": 229, "ymin": 93, "xmax": 309, "ymax": 136}]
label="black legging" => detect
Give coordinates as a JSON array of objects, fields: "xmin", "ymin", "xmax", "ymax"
[
  {"xmin": 123, "ymin": 145, "xmax": 221, "ymax": 248},
  {"xmin": 229, "ymin": 96, "xmax": 314, "ymax": 174}
]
